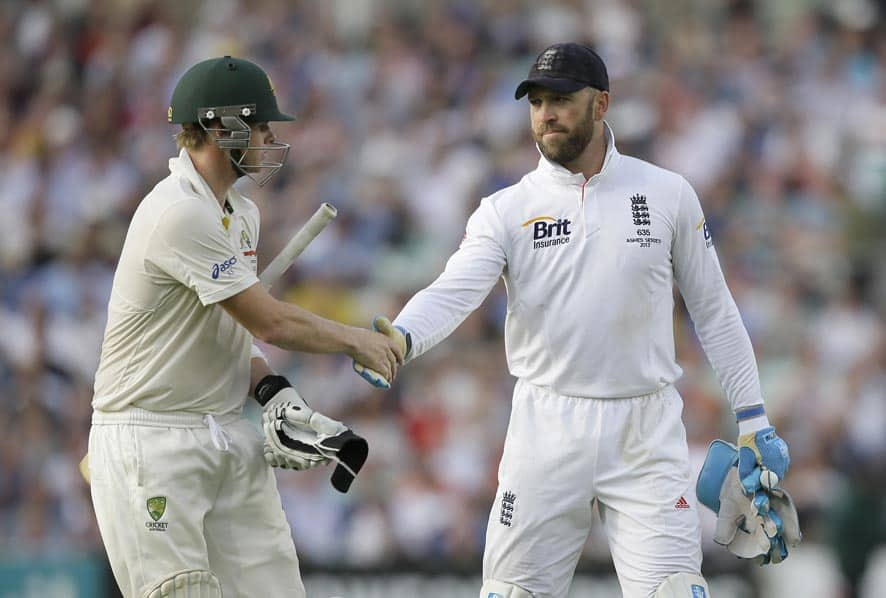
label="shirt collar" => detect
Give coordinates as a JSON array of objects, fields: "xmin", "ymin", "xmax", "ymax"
[
  {"xmin": 169, "ymin": 148, "xmax": 243, "ymax": 210},
  {"xmin": 169, "ymin": 148, "xmax": 214, "ymax": 199},
  {"xmin": 535, "ymin": 120, "xmax": 620, "ymax": 184}
]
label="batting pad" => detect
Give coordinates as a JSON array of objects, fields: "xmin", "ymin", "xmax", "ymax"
[{"xmin": 142, "ymin": 569, "xmax": 222, "ymax": 598}]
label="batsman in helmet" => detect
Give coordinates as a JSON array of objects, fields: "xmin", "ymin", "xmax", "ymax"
[{"xmin": 87, "ymin": 56, "xmax": 403, "ymax": 598}]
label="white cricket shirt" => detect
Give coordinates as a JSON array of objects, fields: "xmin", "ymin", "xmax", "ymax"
[
  {"xmin": 395, "ymin": 123, "xmax": 763, "ymax": 411},
  {"xmin": 92, "ymin": 150, "xmax": 260, "ymax": 414}
]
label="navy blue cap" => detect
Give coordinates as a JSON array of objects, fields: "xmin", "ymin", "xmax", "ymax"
[{"xmin": 515, "ymin": 43, "xmax": 609, "ymax": 100}]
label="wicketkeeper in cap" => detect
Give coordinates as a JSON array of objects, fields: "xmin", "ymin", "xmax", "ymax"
[
  {"xmin": 87, "ymin": 55, "xmax": 404, "ymax": 598},
  {"xmin": 356, "ymin": 42, "xmax": 797, "ymax": 598}
]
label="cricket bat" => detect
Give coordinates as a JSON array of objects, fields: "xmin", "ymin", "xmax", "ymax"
[{"xmin": 259, "ymin": 202, "xmax": 337, "ymax": 291}]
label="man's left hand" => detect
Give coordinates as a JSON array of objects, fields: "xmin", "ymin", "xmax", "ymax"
[
  {"xmin": 256, "ymin": 375, "xmax": 369, "ymax": 492},
  {"xmin": 737, "ymin": 426, "xmax": 790, "ymax": 495},
  {"xmin": 698, "ymin": 437, "xmax": 801, "ymax": 564}
]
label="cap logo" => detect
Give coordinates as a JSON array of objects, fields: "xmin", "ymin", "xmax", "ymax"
[
  {"xmin": 167, "ymin": 105, "xmax": 173, "ymax": 122},
  {"xmin": 536, "ymin": 48, "xmax": 559, "ymax": 71}
]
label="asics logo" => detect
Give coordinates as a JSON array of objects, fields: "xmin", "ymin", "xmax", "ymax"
[{"xmin": 211, "ymin": 256, "xmax": 237, "ymax": 279}]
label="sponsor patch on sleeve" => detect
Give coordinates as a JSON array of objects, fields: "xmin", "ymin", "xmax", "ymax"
[{"xmin": 697, "ymin": 218, "xmax": 714, "ymax": 248}]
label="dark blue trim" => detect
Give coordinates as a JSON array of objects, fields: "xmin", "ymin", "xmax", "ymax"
[
  {"xmin": 395, "ymin": 326, "xmax": 413, "ymax": 358},
  {"xmin": 735, "ymin": 404, "xmax": 766, "ymax": 421}
]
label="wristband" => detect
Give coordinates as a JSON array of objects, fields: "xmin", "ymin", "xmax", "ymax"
[
  {"xmin": 736, "ymin": 405, "xmax": 766, "ymax": 421},
  {"xmin": 736, "ymin": 404, "xmax": 771, "ymax": 436},
  {"xmin": 254, "ymin": 374, "xmax": 292, "ymax": 406}
]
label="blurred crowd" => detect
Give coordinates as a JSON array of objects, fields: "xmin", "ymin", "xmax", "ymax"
[{"xmin": 1, "ymin": 0, "xmax": 884, "ymax": 595}]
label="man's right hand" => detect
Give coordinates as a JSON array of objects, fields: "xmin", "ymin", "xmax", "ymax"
[
  {"xmin": 349, "ymin": 321, "xmax": 405, "ymax": 386},
  {"xmin": 353, "ymin": 316, "xmax": 410, "ymax": 389}
]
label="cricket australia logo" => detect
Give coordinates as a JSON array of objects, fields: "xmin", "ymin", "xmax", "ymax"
[
  {"xmin": 499, "ymin": 490, "xmax": 516, "ymax": 527},
  {"xmin": 146, "ymin": 496, "xmax": 169, "ymax": 532},
  {"xmin": 625, "ymin": 194, "xmax": 661, "ymax": 248},
  {"xmin": 523, "ymin": 216, "xmax": 572, "ymax": 250}
]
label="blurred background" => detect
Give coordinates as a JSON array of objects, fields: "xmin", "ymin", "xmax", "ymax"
[{"xmin": 1, "ymin": 0, "xmax": 884, "ymax": 596}]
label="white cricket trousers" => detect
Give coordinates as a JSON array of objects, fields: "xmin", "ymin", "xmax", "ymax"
[
  {"xmin": 89, "ymin": 408, "xmax": 306, "ymax": 598},
  {"xmin": 483, "ymin": 380, "xmax": 703, "ymax": 598}
]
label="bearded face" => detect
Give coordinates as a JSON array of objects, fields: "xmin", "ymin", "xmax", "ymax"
[{"xmin": 530, "ymin": 90, "xmax": 597, "ymax": 166}]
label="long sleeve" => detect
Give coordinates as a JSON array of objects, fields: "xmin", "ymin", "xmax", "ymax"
[
  {"xmin": 394, "ymin": 197, "xmax": 508, "ymax": 360},
  {"xmin": 673, "ymin": 178, "xmax": 763, "ymax": 412}
]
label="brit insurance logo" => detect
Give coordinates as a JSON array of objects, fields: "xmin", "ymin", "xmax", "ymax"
[{"xmin": 522, "ymin": 215, "xmax": 572, "ymax": 250}]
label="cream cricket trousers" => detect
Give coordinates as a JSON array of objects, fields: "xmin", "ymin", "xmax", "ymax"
[
  {"xmin": 483, "ymin": 381, "xmax": 703, "ymax": 598},
  {"xmin": 88, "ymin": 408, "xmax": 306, "ymax": 598}
]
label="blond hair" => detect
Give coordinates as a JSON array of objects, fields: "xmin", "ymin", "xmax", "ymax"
[{"xmin": 174, "ymin": 123, "xmax": 209, "ymax": 150}]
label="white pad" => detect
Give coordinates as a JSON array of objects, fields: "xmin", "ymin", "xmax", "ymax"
[
  {"xmin": 480, "ymin": 579, "xmax": 534, "ymax": 598},
  {"xmin": 142, "ymin": 569, "xmax": 223, "ymax": 598},
  {"xmin": 655, "ymin": 572, "xmax": 710, "ymax": 598}
]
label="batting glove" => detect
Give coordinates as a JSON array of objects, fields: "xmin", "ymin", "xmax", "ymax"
[{"xmin": 256, "ymin": 375, "xmax": 369, "ymax": 492}]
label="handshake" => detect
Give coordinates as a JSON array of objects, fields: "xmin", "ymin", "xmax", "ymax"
[
  {"xmin": 258, "ymin": 317, "xmax": 410, "ymax": 492},
  {"xmin": 352, "ymin": 316, "xmax": 411, "ymax": 389}
]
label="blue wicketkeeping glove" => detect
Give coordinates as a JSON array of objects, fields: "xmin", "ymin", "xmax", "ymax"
[
  {"xmin": 697, "ymin": 439, "xmax": 801, "ymax": 564},
  {"xmin": 737, "ymin": 426, "xmax": 790, "ymax": 495},
  {"xmin": 353, "ymin": 316, "xmax": 411, "ymax": 389}
]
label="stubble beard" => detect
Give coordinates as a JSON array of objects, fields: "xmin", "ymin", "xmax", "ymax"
[{"xmin": 535, "ymin": 110, "xmax": 595, "ymax": 166}]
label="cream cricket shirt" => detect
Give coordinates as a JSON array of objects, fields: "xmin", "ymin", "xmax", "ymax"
[
  {"xmin": 92, "ymin": 150, "xmax": 260, "ymax": 414},
  {"xmin": 395, "ymin": 123, "xmax": 763, "ymax": 411}
]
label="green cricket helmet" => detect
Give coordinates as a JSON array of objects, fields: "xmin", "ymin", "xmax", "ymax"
[{"xmin": 169, "ymin": 56, "xmax": 293, "ymax": 186}]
